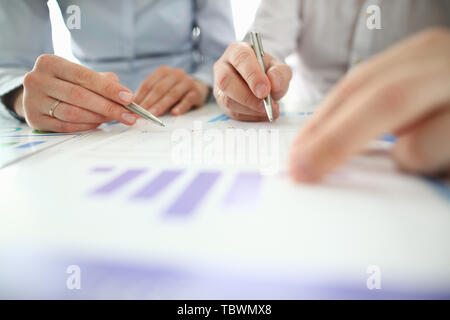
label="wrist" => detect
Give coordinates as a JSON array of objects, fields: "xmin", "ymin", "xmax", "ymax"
[{"xmin": 194, "ymin": 80, "xmax": 211, "ymax": 105}]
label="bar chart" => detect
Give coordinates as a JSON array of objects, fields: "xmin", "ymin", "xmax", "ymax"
[
  {"xmin": 0, "ymin": 124, "xmax": 79, "ymax": 168},
  {"xmin": 89, "ymin": 167, "xmax": 264, "ymax": 216}
]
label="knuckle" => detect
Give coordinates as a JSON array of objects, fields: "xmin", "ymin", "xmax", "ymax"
[
  {"xmin": 230, "ymin": 45, "xmax": 252, "ymax": 68},
  {"xmin": 244, "ymin": 69, "xmax": 259, "ymax": 85},
  {"xmin": 169, "ymin": 86, "xmax": 183, "ymax": 99},
  {"xmin": 75, "ymin": 67, "xmax": 92, "ymax": 84},
  {"xmin": 222, "ymin": 94, "xmax": 233, "ymax": 109},
  {"xmin": 103, "ymin": 101, "xmax": 119, "ymax": 117},
  {"xmin": 34, "ymin": 54, "xmax": 54, "ymax": 70},
  {"xmin": 174, "ymin": 68, "xmax": 185, "ymax": 77},
  {"xmin": 106, "ymin": 72, "xmax": 119, "ymax": 81},
  {"xmin": 216, "ymin": 71, "xmax": 231, "ymax": 92},
  {"xmin": 23, "ymin": 72, "xmax": 38, "ymax": 88},
  {"xmin": 154, "ymin": 84, "xmax": 167, "ymax": 97},
  {"xmin": 68, "ymin": 86, "xmax": 86, "ymax": 103},
  {"xmin": 103, "ymin": 81, "xmax": 118, "ymax": 96},
  {"xmin": 186, "ymin": 91, "xmax": 198, "ymax": 104},
  {"xmin": 375, "ymin": 83, "xmax": 408, "ymax": 112},
  {"xmin": 158, "ymin": 65, "xmax": 170, "ymax": 73}
]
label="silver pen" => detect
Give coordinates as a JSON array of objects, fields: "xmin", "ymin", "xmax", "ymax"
[
  {"xmin": 123, "ymin": 102, "xmax": 166, "ymax": 127},
  {"xmin": 250, "ymin": 31, "xmax": 274, "ymax": 122}
]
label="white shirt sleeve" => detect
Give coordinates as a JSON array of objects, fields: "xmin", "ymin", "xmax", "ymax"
[{"xmin": 245, "ymin": 0, "xmax": 301, "ymax": 61}]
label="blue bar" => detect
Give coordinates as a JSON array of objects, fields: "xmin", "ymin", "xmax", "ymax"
[
  {"xmin": 15, "ymin": 141, "xmax": 46, "ymax": 149},
  {"xmin": 208, "ymin": 114, "xmax": 230, "ymax": 122}
]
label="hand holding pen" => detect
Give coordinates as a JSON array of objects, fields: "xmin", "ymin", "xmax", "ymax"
[
  {"xmin": 213, "ymin": 31, "xmax": 292, "ymax": 122},
  {"xmin": 11, "ymin": 54, "xmax": 166, "ymax": 133}
]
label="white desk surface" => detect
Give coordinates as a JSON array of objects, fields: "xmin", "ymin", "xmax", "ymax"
[{"xmin": 0, "ymin": 103, "xmax": 449, "ymax": 299}]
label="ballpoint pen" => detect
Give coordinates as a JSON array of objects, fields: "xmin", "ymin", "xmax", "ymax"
[
  {"xmin": 123, "ymin": 102, "xmax": 166, "ymax": 127},
  {"xmin": 250, "ymin": 31, "xmax": 274, "ymax": 122}
]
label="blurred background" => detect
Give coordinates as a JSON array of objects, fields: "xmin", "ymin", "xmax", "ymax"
[{"xmin": 48, "ymin": 0, "xmax": 262, "ymax": 62}]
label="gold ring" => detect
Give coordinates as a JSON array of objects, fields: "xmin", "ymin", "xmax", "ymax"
[{"xmin": 49, "ymin": 100, "xmax": 61, "ymax": 118}]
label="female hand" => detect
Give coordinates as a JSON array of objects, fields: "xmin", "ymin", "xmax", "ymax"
[
  {"xmin": 289, "ymin": 28, "xmax": 450, "ymax": 183},
  {"xmin": 14, "ymin": 54, "xmax": 138, "ymax": 132},
  {"xmin": 134, "ymin": 66, "xmax": 210, "ymax": 116}
]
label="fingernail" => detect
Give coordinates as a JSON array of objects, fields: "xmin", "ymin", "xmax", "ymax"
[
  {"xmin": 255, "ymin": 84, "xmax": 268, "ymax": 99},
  {"xmin": 149, "ymin": 107, "xmax": 158, "ymax": 115},
  {"xmin": 121, "ymin": 112, "xmax": 137, "ymax": 124},
  {"xmin": 118, "ymin": 91, "xmax": 133, "ymax": 104}
]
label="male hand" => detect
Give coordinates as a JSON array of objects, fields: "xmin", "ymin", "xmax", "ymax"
[
  {"xmin": 213, "ymin": 42, "xmax": 292, "ymax": 121},
  {"xmin": 134, "ymin": 66, "xmax": 210, "ymax": 116},
  {"xmin": 289, "ymin": 28, "xmax": 450, "ymax": 182}
]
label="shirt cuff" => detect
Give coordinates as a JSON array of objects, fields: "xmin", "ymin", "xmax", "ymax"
[{"xmin": 0, "ymin": 73, "xmax": 26, "ymax": 122}]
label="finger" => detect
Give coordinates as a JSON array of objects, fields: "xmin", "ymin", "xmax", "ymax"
[
  {"xmin": 31, "ymin": 115, "xmax": 100, "ymax": 133},
  {"xmin": 227, "ymin": 101, "xmax": 280, "ymax": 119},
  {"xmin": 215, "ymin": 87, "xmax": 273, "ymax": 117},
  {"xmin": 290, "ymin": 58, "xmax": 450, "ymax": 183},
  {"xmin": 222, "ymin": 42, "xmax": 271, "ymax": 99},
  {"xmin": 214, "ymin": 61, "xmax": 266, "ymax": 112},
  {"xmin": 148, "ymin": 80, "xmax": 193, "ymax": 116},
  {"xmin": 135, "ymin": 66, "xmax": 174, "ymax": 104},
  {"xmin": 266, "ymin": 54, "xmax": 293, "ymax": 100},
  {"xmin": 49, "ymin": 100, "xmax": 108, "ymax": 124},
  {"xmin": 297, "ymin": 28, "xmax": 450, "ymax": 140},
  {"xmin": 140, "ymin": 70, "xmax": 185, "ymax": 110},
  {"xmin": 100, "ymin": 72, "xmax": 120, "ymax": 82},
  {"xmin": 221, "ymin": 97, "xmax": 280, "ymax": 121},
  {"xmin": 224, "ymin": 111, "xmax": 273, "ymax": 122},
  {"xmin": 171, "ymin": 91, "xmax": 198, "ymax": 116},
  {"xmin": 40, "ymin": 76, "xmax": 139, "ymax": 125},
  {"xmin": 393, "ymin": 106, "xmax": 450, "ymax": 175},
  {"xmin": 36, "ymin": 55, "xmax": 134, "ymax": 105}
]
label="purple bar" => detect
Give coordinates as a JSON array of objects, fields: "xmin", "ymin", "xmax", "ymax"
[
  {"xmin": 91, "ymin": 167, "xmax": 115, "ymax": 173},
  {"xmin": 131, "ymin": 170, "xmax": 183, "ymax": 200},
  {"xmin": 91, "ymin": 169, "xmax": 147, "ymax": 195},
  {"xmin": 223, "ymin": 172, "xmax": 263, "ymax": 208},
  {"xmin": 165, "ymin": 171, "xmax": 221, "ymax": 216}
]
